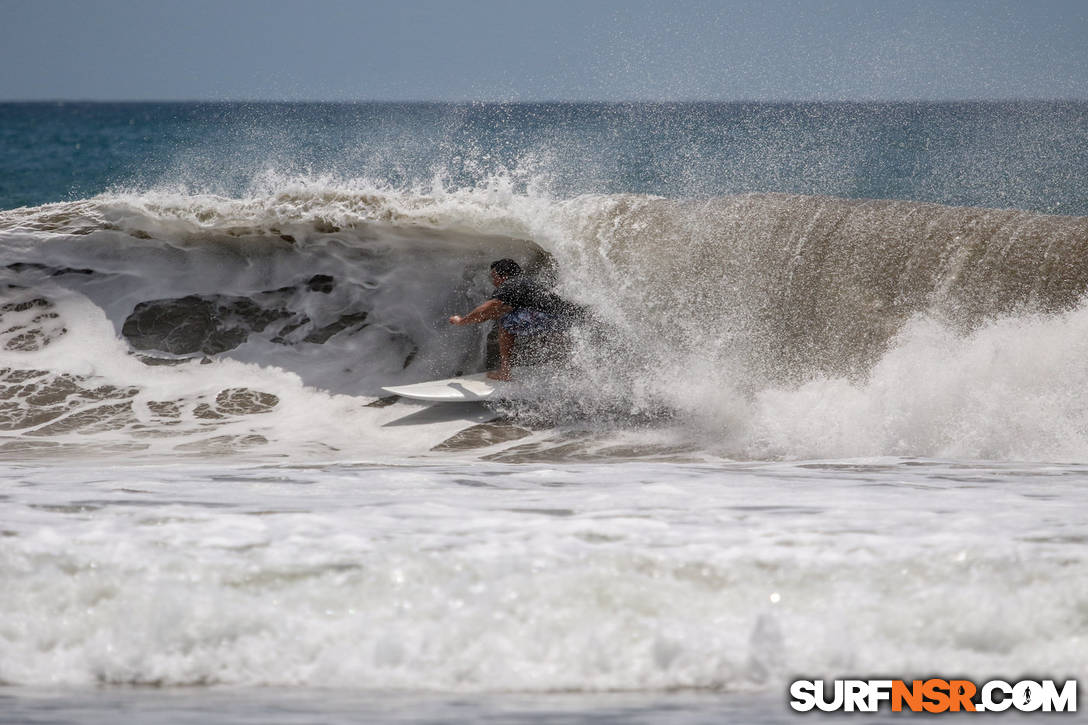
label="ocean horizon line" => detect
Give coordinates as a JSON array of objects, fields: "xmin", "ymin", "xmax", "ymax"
[{"xmin": 3, "ymin": 97, "xmax": 1087, "ymax": 106}]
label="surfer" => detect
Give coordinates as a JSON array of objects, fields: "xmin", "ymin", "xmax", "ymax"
[{"xmin": 449, "ymin": 259, "xmax": 577, "ymax": 381}]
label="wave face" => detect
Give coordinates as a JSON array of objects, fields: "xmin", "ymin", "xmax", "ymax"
[
  {"xmin": 2, "ymin": 182, "xmax": 1088, "ymax": 461},
  {"xmin": 554, "ymin": 192, "xmax": 1088, "ymax": 377}
]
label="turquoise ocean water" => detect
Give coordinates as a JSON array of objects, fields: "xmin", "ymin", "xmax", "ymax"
[{"xmin": 4, "ymin": 101, "xmax": 1087, "ymax": 212}]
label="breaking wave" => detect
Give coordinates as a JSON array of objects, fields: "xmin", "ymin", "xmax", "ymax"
[{"xmin": 2, "ymin": 177, "xmax": 1088, "ymax": 461}]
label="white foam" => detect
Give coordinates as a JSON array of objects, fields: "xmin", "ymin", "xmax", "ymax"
[
  {"xmin": 731, "ymin": 309, "xmax": 1088, "ymax": 460},
  {"xmin": 1, "ymin": 460, "xmax": 1085, "ymax": 690},
  {"xmin": 0, "ymin": 285, "xmax": 494, "ymax": 460}
]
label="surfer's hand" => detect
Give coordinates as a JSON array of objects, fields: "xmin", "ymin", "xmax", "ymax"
[{"xmin": 449, "ymin": 315, "xmax": 463, "ymax": 325}]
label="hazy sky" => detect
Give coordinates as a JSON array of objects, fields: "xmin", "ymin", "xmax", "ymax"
[{"xmin": 2, "ymin": 0, "xmax": 1087, "ymax": 101}]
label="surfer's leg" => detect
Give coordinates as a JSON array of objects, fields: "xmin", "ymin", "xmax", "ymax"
[{"xmin": 488, "ymin": 327, "xmax": 514, "ymax": 380}]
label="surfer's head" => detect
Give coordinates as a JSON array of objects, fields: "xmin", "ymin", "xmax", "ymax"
[{"xmin": 489, "ymin": 259, "xmax": 522, "ymax": 285}]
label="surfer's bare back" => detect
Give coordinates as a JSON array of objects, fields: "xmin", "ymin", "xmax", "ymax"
[{"xmin": 449, "ymin": 259, "xmax": 574, "ymax": 381}]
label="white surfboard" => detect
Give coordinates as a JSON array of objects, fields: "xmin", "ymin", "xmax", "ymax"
[{"xmin": 381, "ymin": 373, "xmax": 503, "ymax": 402}]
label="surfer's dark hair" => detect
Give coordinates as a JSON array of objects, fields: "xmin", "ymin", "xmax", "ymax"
[{"xmin": 490, "ymin": 259, "xmax": 522, "ymax": 278}]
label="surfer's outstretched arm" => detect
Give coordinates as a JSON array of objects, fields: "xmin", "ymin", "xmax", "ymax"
[{"xmin": 449, "ymin": 299, "xmax": 510, "ymax": 325}]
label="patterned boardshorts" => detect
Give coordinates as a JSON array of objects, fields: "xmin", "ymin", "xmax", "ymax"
[{"xmin": 500, "ymin": 308, "xmax": 563, "ymax": 336}]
